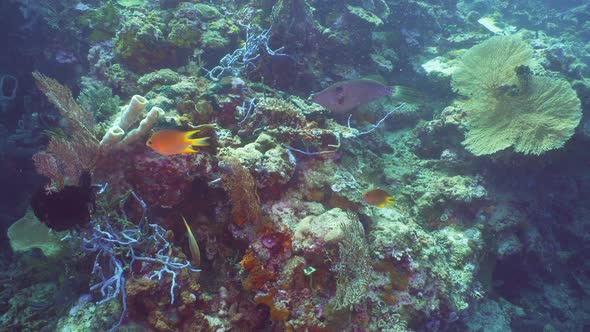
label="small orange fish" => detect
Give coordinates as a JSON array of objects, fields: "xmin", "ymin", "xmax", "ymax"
[
  {"xmin": 362, "ymin": 189, "xmax": 394, "ymax": 208},
  {"xmin": 146, "ymin": 129, "xmax": 210, "ymax": 156}
]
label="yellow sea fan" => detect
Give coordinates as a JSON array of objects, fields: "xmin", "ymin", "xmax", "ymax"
[
  {"xmin": 452, "ymin": 35, "xmax": 582, "ymax": 156},
  {"xmin": 451, "ymin": 35, "xmax": 533, "ymax": 98},
  {"xmin": 463, "ymin": 76, "xmax": 582, "ymax": 155}
]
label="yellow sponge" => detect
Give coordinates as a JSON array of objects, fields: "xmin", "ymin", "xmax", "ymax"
[{"xmin": 7, "ymin": 209, "xmax": 64, "ymax": 257}]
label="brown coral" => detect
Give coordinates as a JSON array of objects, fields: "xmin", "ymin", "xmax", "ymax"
[
  {"xmin": 219, "ymin": 156, "xmax": 263, "ymax": 226},
  {"xmin": 254, "ymin": 291, "xmax": 291, "ymax": 322},
  {"xmin": 32, "ymin": 72, "xmax": 100, "ymax": 189},
  {"xmin": 125, "ymin": 266, "xmax": 201, "ymax": 332}
]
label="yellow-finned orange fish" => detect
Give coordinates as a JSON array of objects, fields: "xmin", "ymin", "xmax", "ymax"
[
  {"xmin": 362, "ymin": 189, "xmax": 394, "ymax": 208},
  {"xmin": 146, "ymin": 129, "xmax": 209, "ymax": 156},
  {"xmin": 181, "ymin": 215, "xmax": 201, "ymax": 267}
]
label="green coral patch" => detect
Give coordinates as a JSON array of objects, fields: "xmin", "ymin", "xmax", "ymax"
[{"xmin": 116, "ymin": 0, "xmax": 144, "ymax": 7}]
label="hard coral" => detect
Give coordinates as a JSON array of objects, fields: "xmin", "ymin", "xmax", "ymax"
[
  {"xmin": 217, "ymin": 133, "xmax": 297, "ymax": 190},
  {"xmin": 293, "ymin": 208, "xmax": 358, "ymax": 259},
  {"xmin": 114, "ymin": 11, "xmax": 174, "ymax": 71},
  {"xmin": 241, "ymin": 97, "xmax": 307, "ymax": 134},
  {"xmin": 126, "ymin": 152, "xmax": 211, "ymax": 208},
  {"xmin": 126, "ymin": 269, "xmax": 202, "ymax": 332}
]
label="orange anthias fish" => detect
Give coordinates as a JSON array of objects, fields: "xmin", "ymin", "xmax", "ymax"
[
  {"xmin": 362, "ymin": 189, "xmax": 394, "ymax": 208},
  {"xmin": 146, "ymin": 129, "xmax": 210, "ymax": 156}
]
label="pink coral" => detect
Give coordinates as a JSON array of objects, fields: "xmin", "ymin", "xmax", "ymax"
[{"xmin": 32, "ymin": 152, "xmax": 63, "ymax": 191}]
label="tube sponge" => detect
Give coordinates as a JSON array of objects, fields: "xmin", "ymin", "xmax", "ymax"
[
  {"xmin": 117, "ymin": 95, "xmax": 147, "ymax": 131},
  {"xmin": 99, "ymin": 95, "xmax": 164, "ymax": 150},
  {"xmin": 99, "ymin": 125, "xmax": 125, "ymax": 149},
  {"xmin": 118, "ymin": 106, "xmax": 164, "ymax": 146}
]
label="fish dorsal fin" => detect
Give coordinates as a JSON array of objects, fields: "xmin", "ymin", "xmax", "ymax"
[
  {"xmin": 360, "ymin": 75, "xmax": 387, "ymax": 84},
  {"xmin": 183, "ymin": 129, "xmax": 201, "ymax": 139}
]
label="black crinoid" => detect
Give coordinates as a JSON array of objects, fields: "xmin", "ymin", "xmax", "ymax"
[{"xmin": 31, "ymin": 171, "xmax": 96, "ymax": 231}]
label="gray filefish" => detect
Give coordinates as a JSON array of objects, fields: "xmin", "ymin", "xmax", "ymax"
[{"xmin": 310, "ymin": 79, "xmax": 393, "ymax": 113}]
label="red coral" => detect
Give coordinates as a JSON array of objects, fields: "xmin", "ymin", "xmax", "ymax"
[
  {"xmin": 259, "ymin": 225, "xmax": 293, "ymax": 255},
  {"xmin": 240, "ymin": 249, "xmax": 276, "ymax": 291}
]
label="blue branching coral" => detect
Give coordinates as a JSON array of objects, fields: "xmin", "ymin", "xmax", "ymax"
[
  {"xmin": 70, "ymin": 192, "xmax": 200, "ymax": 331},
  {"xmin": 205, "ymin": 27, "xmax": 285, "ymax": 81}
]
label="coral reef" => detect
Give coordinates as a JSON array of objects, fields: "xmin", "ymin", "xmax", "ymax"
[{"xmin": 2, "ymin": 0, "xmax": 590, "ymax": 331}]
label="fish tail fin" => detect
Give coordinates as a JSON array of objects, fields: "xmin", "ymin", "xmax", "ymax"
[
  {"xmin": 385, "ymin": 196, "xmax": 395, "ymax": 207},
  {"xmin": 181, "ymin": 146, "xmax": 199, "ymax": 154},
  {"xmin": 189, "ymin": 136, "xmax": 210, "ymax": 147},
  {"xmin": 182, "ymin": 130, "xmax": 210, "ymax": 153},
  {"xmin": 392, "ymin": 85, "xmax": 423, "ymax": 104}
]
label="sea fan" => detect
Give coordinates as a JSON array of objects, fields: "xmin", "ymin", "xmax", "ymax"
[{"xmin": 451, "ymin": 36, "xmax": 582, "ymax": 155}]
